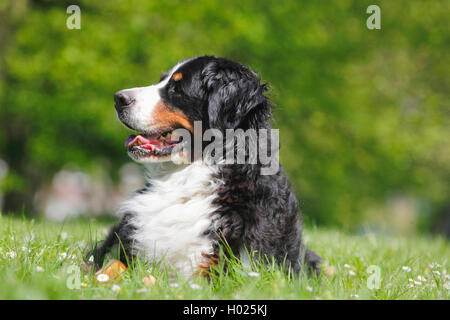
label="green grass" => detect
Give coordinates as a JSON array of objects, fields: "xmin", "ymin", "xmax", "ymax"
[{"xmin": 0, "ymin": 214, "xmax": 448, "ymax": 300}]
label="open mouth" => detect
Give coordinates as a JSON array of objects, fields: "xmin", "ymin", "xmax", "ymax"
[{"xmin": 125, "ymin": 129, "xmax": 184, "ymax": 160}]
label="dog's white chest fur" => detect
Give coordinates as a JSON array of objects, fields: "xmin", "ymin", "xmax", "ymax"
[{"xmin": 119, "ymin": 162, "xmax": 220, "ymax": 276}]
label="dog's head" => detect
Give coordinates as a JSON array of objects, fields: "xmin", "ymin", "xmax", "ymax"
[{"xmin": 114, "ymin": 56, "xmax": 271, "ymax": 163}]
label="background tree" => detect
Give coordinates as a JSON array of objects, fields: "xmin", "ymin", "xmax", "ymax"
[{"xmin": 0, "ymin": 0, "xmax": 448, "ymax": 232}]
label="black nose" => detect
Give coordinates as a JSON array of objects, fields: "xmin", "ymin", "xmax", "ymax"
[{"xmin": 114, "ymin": 90, "xmax": 135, "ymax": 111}]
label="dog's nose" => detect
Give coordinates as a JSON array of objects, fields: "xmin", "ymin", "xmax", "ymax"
[{"xmin": 114, "ymin": 90, "xmax": 135, "ymax": 111}]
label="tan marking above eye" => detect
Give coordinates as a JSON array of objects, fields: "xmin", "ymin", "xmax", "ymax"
[{"xmin": 172, "ymin": 72, "xmax": 183, "ymax": 81}]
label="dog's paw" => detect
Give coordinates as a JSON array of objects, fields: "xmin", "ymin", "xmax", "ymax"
[{"xmin": 197, "ymin": 251, "xmax": 219, "ymax": 277}]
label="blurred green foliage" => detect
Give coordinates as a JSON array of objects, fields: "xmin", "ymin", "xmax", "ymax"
[{"xmin": 0, "ymin": 0, "xmax": 448, "ymax": 230}]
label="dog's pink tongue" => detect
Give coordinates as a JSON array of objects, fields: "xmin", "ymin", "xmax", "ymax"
[
  {"xmin": 126, "ymin": 135, "xmax": 151, "ymax": 147},
  {"xmin": 125, "ymin": 134, "xmax": 162, "ymax": 151},
  {"xmin": 125, "ymin": 135, "xmax": 138, "ymax": 147}
]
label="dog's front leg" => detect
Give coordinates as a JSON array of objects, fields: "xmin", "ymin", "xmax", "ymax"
[{"xmin": 86, "ymin": 213, "xmax": 135, "ymax": 269}]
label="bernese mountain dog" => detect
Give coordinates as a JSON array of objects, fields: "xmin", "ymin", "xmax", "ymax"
[{"xmin": 90, "ymin": 56, "xmax": 322, "ymax": 277}]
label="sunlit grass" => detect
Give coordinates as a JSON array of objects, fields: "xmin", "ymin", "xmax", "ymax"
[{"xmin": 0, "ymin": 214, "xmax": 448, "ymax": 299}]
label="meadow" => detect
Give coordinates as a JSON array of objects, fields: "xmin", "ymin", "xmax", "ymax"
[
  {"xmin": 1, "ymin": 214, "xmax": 448, "ymax": 300},
  {"xmin": 0, "ymin": 1, "xmax": 448, "ymax": 302}
]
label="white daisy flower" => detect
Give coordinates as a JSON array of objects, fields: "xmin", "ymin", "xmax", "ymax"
[
  {"xmin": 88, "ymin": 255, "xmax": 94, "ymax": 263},
  {"xmin": 6, "ymin": 251, "xmax": 17, "ymax": 259},
  {"xmin": 81, "ymin": 282, "xmax": 88, "ymax": 287},
  {"xmin": 111, "ymin": 284, "xmax": 121, "ymax": 293},
  {"xmin": 344, "ymin": 264, "xmax": 352, "ymax": 269},
  {"xmin": 414, "ymin": 281, "xmax": 422, "ymax": 285},
  {"xmin": 349, "ymin": 270, "xmax": 356, "ymax": 277},
  {"xmin": 428, "ymin": 263, "xmax": 441, "ymax": 269},
  {"xmin": 36, "ymin": 266, "xmax": 44, "ymax": 272},
  {"xmin": 432, "ymin": 270, "xmax": 441, "ymax": 276},
  {"xmin": 350, "ymin": 294, "xmax": 359, "ymax": 298},
  {"xmin": 444, "ymin": 282, "xmax": 449, "ymax": 290},
  {"xmin": 58, "ymin": 252, "xmax": 67, "ymax": 260},
  {"xmin": 402, "ymin": 266, "xmax": 411, "ymax": 272},
  {"xmin": 306, "ymin": 286, "xmax": 313, "ymax": 292},
  {"xmin": 190, "ymin": 283, "xmax": 202, "ymax": 290},
  {"xmin": 60, "ymin": 232, "xmax": 68, "ymax": 240},
  {"xmin": 407, "ymin": 283, "xmax": 415, "ymax": 288},
  {"xmin": 417, "ymin": 275, "xmax": 427, "ymax": 282},
  {"xmin": 169, "ymin": 283, "xmax": 180, "ymax": 288},
  {"xmin": 248, "ymin": 272, "xmax": 260, "ymax": 277},
  {"xmin": 96, "ymin": 273, "xmax": 110, "ymax": 283}
]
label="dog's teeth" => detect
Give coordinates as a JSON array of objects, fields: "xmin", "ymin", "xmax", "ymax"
[{"xmin": 171, "ymin": 132, "xmax": 181, "ymax": 141}]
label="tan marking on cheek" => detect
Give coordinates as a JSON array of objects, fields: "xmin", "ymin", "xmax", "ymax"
[
  {"xmin": 172, "ymin": 72, "xmax": 183, "ymax": 81},
  {"xmin": 152, "ymin": 100, "xmax": 194, "ymax": 132}
]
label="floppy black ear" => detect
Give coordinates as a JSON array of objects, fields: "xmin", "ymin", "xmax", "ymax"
[{"xmin": 203, "ymin": 61, "xmax": 270, "ymax": 130}]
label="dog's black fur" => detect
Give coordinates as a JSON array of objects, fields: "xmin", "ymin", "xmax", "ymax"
[{"xmin": 89, "ymin": 56, "xmax": 322, "ymax": 276}]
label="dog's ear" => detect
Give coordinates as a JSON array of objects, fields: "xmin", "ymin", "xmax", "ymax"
[{"xmin": 203, "ymin": 61, "xmax": 270, "ymax": 130}]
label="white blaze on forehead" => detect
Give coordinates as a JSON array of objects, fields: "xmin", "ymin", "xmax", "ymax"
[{"xmin": 119, "ymin": 59, "xmax": 191, "ymax": 133}]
